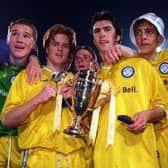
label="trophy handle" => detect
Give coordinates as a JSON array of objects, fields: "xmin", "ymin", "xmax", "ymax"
[
  {"xmin": 83, "ymin": 92, "xmax": 109, "ymax": 119},
  {"xmin": 63, "ymin": 97, "xmax": 74, "ymax": 113},
  {"xmin": 63, "ymin": 73, "xmax": 79, "ymax": 113}
]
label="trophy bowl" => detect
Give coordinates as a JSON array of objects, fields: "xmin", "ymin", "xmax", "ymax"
[{"xmin": 63, "ymin": 65, "xmax": 102, "ymax": 138}]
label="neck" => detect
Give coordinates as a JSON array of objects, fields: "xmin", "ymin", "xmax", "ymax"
[
  {"xmin": 100, "ymin": 63, "xmax": 112, "ymax": 69},
  {"xmin": 46, "ymin": 62, "xmax": 66, "ymax": 73},
  {"xmin": 9, "ymin": 54, "xmax": 27, "ymax": 66},
  {"xmin": 140, "ymin": 51, "xmax": 159, "ymax": 62}
]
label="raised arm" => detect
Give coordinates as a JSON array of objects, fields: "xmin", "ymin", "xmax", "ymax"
[
  {"xmin": 103, "ymin": 44, "xmax": 137, "ymax": 64},
  {"xmin": 26, "ymin": 46, "xmax": 42, "ymax": 84}
]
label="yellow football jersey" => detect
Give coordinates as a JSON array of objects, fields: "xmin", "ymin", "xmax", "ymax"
[{"xmin": 93, "ymin": 57, "xmax": 168, "ymax": 168}]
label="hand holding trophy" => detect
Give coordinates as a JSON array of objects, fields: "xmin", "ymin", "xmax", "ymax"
[{"xmin": 63, "ymin": 63, "xmax": 102, "ymax": 138}]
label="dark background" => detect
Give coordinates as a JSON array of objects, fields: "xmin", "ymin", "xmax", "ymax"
[{"xmin": 0, "ymin": 0, "xmax": 168, "ymax": 64}]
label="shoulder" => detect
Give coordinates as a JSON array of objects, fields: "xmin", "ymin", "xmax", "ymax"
[
  {"xmin": 16, "ymin": 69, "xmax": 27, "ymax": 77},
  {"xmin": 160, "ymin": 49, "xmax": 168, "ymax": 54},
  {"xmin": 120, "ymin": 57, "xmax": 151, "ymax": 66},
  {"xmin": 159, "ymin": 49, "xmax": 168, "ymax": 61},
  {"xmin": 12, "ymin": 69, "xmax": 27, "ymax": 84}
]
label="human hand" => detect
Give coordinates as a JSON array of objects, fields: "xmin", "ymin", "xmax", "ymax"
[
  {"xmin": 104, "ymin": 44, "xmax": 122, "ymax": 64},
  {"xmin": 120, "ymin": 45, "xmax": 137, "ymax": 58},
  {"xmin": 127, "ymin": 111, "xmax": 148, "ymax": 134},
  {"xmin": 60, "ymin": 84, "xmax": 73, "ymax": 99},
  {"xmin": 35, "ymin": 85, "xmax": 56, "ymax": 104},
  {"xmin": 104, "ymin": 44, "xmax": 136, "ymax": 65},
  {"xmin": 26, "ymin": 47, "xmax": 42, "ymax": 84},
  {"xmin": 92, "ymin": 60, "xmax": 100, "ymax": 73}
]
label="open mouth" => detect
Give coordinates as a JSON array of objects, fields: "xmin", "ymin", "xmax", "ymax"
[{"xmin": 14, "ymin": 45, "xmax": 25, "ymax": 52}]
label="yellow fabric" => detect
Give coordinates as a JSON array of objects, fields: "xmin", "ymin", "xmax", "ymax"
[
  {"xmin": 84, "ymin": 142, "xmax": 93, "ymax": 168},
  {"xmin": 54, "ymin": 93, "xmax": 63, "ymax": 131},
  {"xmin": 152, "ymin": 49, "xmax": 168, "ymax": 91},
  {"xmin": 93, "ymin": 57, "xmax": 168, "ymax": 168},
  {"xmin": 80, "ymin": 113, "xmax": 93, "ymax": 168},
  {"xmin": 1, "ymin": 68, "xmax": 87, "ymax": 167},
  {"xmin": 89, "ymin": 106, "xmax": 101, "ymax": 145},
  {"xmin": 151, "ymin": 49, "xmax": 168, "ymax": 168},
  {"xmin": 20, "ymin": 147, "xmax": 86, "ymax": 168},
  {"xmin": 89, "ymin": 79, "xmax": 119, "ymax": 145},
  {"xmin": 0, "ymin": 136, "xmax": 20, "ymax": 168},
  {"xmin": 107, "ymin": 94, "xmax": 116, "ymax": 146}
]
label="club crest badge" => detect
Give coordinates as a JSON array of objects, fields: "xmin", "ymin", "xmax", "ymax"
[
  {"xmin": 159, "ymin": 62, "xmax": 168, "ymax": 74},
  {"xmin": 121, "ymin": 66, "xmax": 134, "ymax": 78}
]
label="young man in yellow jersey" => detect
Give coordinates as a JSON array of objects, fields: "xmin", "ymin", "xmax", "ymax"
[
  {"xmin": 90, "ymin": 10, "xmax": 168, "ymax": 168},
  {"xmin": 1, "ymin": 24, "xmax": 88, "ymax": 168},
  {"xmin": 129, "ymin": 12, "xmax": 168, "ymax": 168},
  {"xmin": 0, "ymin": 18, "xmax": 41, "ymax": 168}
]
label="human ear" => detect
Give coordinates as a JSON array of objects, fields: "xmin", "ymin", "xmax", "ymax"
[
  {"xmin": 158, "ymin": 36, "xmax": 164, "ymax": 46},
  {"xmin": 45, "ymin": 47, "xmax": 49, "ymax": 54},
  {"xmin": 115, "ymin": 35, "xmax": 121, "ymax": 44}
]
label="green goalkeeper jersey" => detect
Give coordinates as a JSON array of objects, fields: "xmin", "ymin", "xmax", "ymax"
[{"xmin": 0, "ymin": 62, "xmax": 24, "ymax": 136}]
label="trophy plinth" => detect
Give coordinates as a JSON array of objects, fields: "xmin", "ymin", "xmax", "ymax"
[{"xmin": 63, "ymin": 64, "xmax": 102, "ymax": 138}]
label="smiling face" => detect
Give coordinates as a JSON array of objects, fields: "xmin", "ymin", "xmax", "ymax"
[
  {"xmin": 46, "ymin": 33, "xmax": 70, "ymax": 71},
  {"xmin": 7, "ymin": 24, "xmax": 34, "ymax": 65},
  {"xmin": 92, "ymin": 20, "xmax": 121, "ymax": 63},
  {"xmin": 134, "ymin": 20, "xmax": 163, "ymax": 58}
]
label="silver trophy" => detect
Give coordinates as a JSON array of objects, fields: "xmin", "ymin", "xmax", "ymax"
[{"xmin": 63, "ymin": 64, "xmax": 102, "ymax": 138}]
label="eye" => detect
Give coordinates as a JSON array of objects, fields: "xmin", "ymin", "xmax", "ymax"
[
  {"xmin": 63, "ymin": 43, "xmax": 70, "ymax": 49},
  {"xmin": 11, "ymin": 31, "xmax": 19, "ymax": 36},
  {"xmin": 146, "ymin": 29, "xmax": 154, "ymax": 35},
  {"xmin": 52, "ymin": 41, "xmax": 59, "ymax": 46},
  {"xmin": 83, "ymin": 55, "xmax": 90, "ymax": 60},
  {"xmin": 134, "ymin": 30, "xmax": 141, "ymax": 36},
  {"xmin": 93, "ymin": 28, "xmax": 100, "ymax": 34},
  {"xmin": 103, "ymin": 26, "xmax": 112, "ymax": 32},
  {"xmin": 23, "ymin": 33, "xmax": 32, "ymax": 39}
]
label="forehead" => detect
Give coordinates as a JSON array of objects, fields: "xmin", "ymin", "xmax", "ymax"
[
  {"xmin": 52, "ymin": 33, "xmax": 70, "ymax": 43},
  {"xmin": 76, "ymin": 49, "xmax": 92, "ymax": 55},
  {"xmin": 10, "ymin": 24, "xmax": 33, "ymax": 34},
  {"xmin": 134, "ymin": 20, "xmax": 156, "ymax": 30},
  {"xmin": 93, "ymin": 20, "xmax": 114, "ymax": 30}
]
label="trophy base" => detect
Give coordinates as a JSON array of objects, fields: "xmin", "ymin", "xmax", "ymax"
[{"xmin": 63, "ymin": 126, "xmax": 83, "ymax": 138}]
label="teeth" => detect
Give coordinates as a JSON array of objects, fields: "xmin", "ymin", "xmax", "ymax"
[
  {"xmin": 15, "ymin": 45, "xmax": 24, "ymax": 49},
  {"xmin": 100, "ymin": 41, "xmax": 107, "ymax": 45}
]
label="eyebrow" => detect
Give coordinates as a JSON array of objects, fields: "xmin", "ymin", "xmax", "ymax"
[
  {"xmin": 93, "ymin": 25, "xmax": 113, "ymax": 31},
  {"xmin": 11, "ymin": 29, "xmax": 32, "ymax": 36},
  {"xmin": 52, "ymin": 38, "xmax": 69, "ymax": 44}
]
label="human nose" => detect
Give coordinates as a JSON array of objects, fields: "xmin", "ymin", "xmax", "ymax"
[
  {"xmin": 79, "ymin": 61, "xmax": 84, "ymax": 66},
  {"xmin": 141, "ymin": 31, "xmax": 147, "ymax": 39},
  {"xmin": 16, "ymin": 33, "xmax": 24, "ymax": 42},
  {"xmin": 79, "ymin": 57, "xmax": 84, "ymax": 63},
  {"xmin": 99, "ymin": 29, "xmax": 106, "ymax": 37},
  {"xmin": 58, "ymin": 44, "xmax": 63, "ymax": 51}
]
